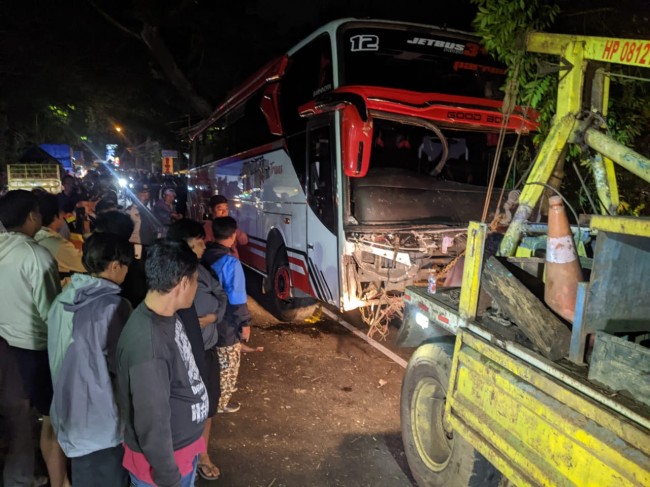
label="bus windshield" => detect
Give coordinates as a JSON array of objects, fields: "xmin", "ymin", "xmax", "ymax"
[
  {"xmin": 338, "ymin": 24, "xmax": 506, "ymax": 99},
  {"xmin": 349, "ymin": 117, "xmax": 525, "ymax": 225}
]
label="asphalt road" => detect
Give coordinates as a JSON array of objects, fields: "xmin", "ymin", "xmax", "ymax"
[{"xmin": 198, "ymin": 296, "xmax": 417, "ymax": 487}]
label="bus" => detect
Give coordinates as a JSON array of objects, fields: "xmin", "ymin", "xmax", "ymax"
[{"xmin": 188, "ymin": 18, "xmax": 537, "ymax": 332}]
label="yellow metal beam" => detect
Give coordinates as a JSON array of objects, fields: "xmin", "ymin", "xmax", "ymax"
[
  {"xmin": 499, "ymin": 113, "xmax": 576, "ymax": 256},
  {"xmin": 555, "ymin": 34, "xmax": 586, "ymax": 116},
  {"xmin": 448, "ymin": 330, "xmax": 650, "ymax": 486},
  {"xmin": 527, "ymin": 32, "xmax": 650, "ymax": 69},
  {"xmin": 458, "ymin": 222, "xmax": 487, "ymax": 321},
  {"xmin": 604, "ymin": 155, "xmax": 620, "ymax": 209},
  {"xmin": 585, "ymin": 128, "xmax": 650, "ymax": 184},
  {"xmin": 589, "ymin": 68, "xmax": 619, "ymax": 214},
  {"xmin": 590, "ymin": 215, "xmax": 650, "ymax": 238},
  {"xmin": 591, "ymin": 153, "xmax": 617, "ymax": 214}
]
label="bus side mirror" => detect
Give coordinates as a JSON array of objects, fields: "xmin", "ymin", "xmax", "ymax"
[{"xmin": 341, "ymin": 104, "xmax": 372, "ymax": 178}]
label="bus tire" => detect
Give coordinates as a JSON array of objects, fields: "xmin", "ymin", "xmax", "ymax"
[
  {"xmin": 401, "ymin": 341, "xmax": 501, "ymax": 487},
  {"xmin": 268, "ymin": 246, "xmax": 316, "ymax": 322}
]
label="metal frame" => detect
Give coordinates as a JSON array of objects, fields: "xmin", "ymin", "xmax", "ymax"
[
  {"xmin": 446, "ymin": 328, "xmax": 650, "ymax": 486},
  {"xmin": 499, "ymin": 32, "xmax": 650, "ymax": 256}
]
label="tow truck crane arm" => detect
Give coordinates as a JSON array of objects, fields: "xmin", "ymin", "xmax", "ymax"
[{"xmin": 499, "ymin": 31, "xmax": 650, "ymax": 257}]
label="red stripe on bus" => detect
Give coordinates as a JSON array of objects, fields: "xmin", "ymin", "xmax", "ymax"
[
  {"xmin": 286, "ymin": 256, "xmax": 314, "ymax": 296},
  {"xmin": 247, "ymin": 241, "xmax": 266, "ymax": 252},
  {"xmin": 238, "ymin": 247, "xmax": 266, "ymax": 273}
]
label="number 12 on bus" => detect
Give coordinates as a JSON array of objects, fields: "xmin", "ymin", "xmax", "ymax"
[{"xmin": 188, "ymin": 18, "xmax": 537, "ymax": 326}]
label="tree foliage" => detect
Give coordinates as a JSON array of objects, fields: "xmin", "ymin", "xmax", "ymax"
[
  {"xmin": 470, "ymin": 0, "xmax": 650, "ymax": 215},
  {"xmin": 471, "ymin": 0, "xmax": 560, "ymax": 139}
]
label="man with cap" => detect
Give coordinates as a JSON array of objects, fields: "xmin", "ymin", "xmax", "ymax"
[
  {"xmin": 127, "ymin": 183, "xmax": 160, "ymax": 259},
  {"xmin": 153, "ymin": 187, "xmax": 182, "ymax": 237}
]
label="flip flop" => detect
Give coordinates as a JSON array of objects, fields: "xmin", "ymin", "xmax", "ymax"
[{"xmin": 197, "ymin": 463, "xmax": 220, "ymax": 481}]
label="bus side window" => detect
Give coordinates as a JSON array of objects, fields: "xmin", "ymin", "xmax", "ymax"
[{"xmin": 307, "ymin": 123, "xmax": 336, "ymax": 233}]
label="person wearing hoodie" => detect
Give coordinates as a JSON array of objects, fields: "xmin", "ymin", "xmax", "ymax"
[
  {"xmin": 202, "ymin": 216, "xmax": 251, "ymax": 415},
  {"xmin": 0, "ymin": 190, "xmax": 69, "ymax": 487},
  {"xmin": 34, "ymin": 192, "xmax": 85, "ymax": 284},
  {"xmin": 47, "ymin": 232, "xmax": 133, "ymax": 486},
  {"xmin": 94, "ymin": 210, "xmax": 148, "ymax": 308}
]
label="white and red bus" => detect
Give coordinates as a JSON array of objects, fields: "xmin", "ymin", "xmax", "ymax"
[{"xmin": 188, "ymin": 18, "xmax": 537, "ymax": 326}]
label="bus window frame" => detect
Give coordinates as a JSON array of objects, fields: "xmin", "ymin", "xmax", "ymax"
[
  {"xmin": 306, "ymin": 113, "xmax": 338, "ymax": 234},
  {"xmin": 299, "ymin": 95, "xmax": 373, "ymax": 178}
]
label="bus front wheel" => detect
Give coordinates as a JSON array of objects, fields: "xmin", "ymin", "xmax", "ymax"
[
  {"xmin": 401, "ymin": 341, "xmax": 501, "ymax": 487},
  {"xmin": 267, "ymin": 246, "xmax": 316, "ymax": 322}
]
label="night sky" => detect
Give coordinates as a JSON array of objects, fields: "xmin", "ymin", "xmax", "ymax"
[{"xmin": 0, "ymin": 0, "xmax": 646, "ymax": 158}]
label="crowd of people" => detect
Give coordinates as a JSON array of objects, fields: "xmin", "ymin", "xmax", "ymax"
[{"xmin": 0, "ymin": 178, "xmax": 256, "ymax": 486}]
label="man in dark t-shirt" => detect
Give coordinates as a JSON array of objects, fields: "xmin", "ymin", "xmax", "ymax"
[{"xmin": 116, "ymin": 240, "xmax": 207, "ymax": 486}]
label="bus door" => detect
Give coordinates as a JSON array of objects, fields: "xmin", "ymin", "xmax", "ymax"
[{"xmin": 305, "ymin": 115, "xmax": 340, "ymax": 306}]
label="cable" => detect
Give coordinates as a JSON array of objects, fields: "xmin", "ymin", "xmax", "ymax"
[
  {"xmin": 490, "ymin": 131, "xmax": 523, "ymax": 230},
  {"xmin": 523, "ymin": 181, "xmax": 582, "ymax": 242},
  {"xmin": 604, "ymin": 72, "xmax": 650, "ymax": 83},
  {"xmin": 572, "ymin": 161, "xmax": 598, "ymax": 214}
]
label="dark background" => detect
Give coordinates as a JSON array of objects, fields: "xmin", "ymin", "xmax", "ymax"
[{"xmin": 0, "ymin": 0, "xmax": 646, "ymax": 164}]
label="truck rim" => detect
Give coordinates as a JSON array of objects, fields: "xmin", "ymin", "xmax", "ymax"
[{"xmin": 411, "ymin": 376, "xmax": 453, "ymax": 472}]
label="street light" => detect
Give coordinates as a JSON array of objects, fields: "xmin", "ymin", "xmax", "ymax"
[{"xmin": 115, "ymin": 126, "xmax": 122, "ymax": 133}]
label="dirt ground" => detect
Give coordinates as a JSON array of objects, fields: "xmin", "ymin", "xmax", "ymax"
[{"xmin": 200, "ymin": 295, "xmax": 417, "ymax": 487}]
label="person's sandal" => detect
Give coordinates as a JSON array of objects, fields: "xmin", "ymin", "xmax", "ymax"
[
  {"xmin": 217, "ymin": 401, "xmax": 241, "ymax": 413},
  {"xmin": 197, "ymin": 463, "xmax": 220, "ymax": 481}
]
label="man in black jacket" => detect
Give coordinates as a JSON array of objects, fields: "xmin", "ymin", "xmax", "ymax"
[{"xmin": 116, "ymin": 240, "xmax": 208, "ymax": 487}]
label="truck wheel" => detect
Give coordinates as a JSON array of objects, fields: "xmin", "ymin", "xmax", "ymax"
[
  {"xmin": 268, "ymin": 246, "xmax": 316, "ymax": 322},
  {"xmin": 401, "ymin": 341, "xmax": 501, "ymax": 487}
]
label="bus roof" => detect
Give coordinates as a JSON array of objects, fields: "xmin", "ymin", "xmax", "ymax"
[
  {"xmin": 189, "ymin": 18, "xmax": 490, "ymax": 141},
  {"xmin": 287, "ymin": 18, "xmax": 478, "ymax": 55}
]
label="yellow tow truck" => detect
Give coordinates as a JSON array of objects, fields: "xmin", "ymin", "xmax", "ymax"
[{"xmin": 398, "ymin": 32, "xmax": 650, "ymax": 486}]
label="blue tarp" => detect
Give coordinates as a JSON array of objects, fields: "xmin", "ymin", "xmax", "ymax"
[{"xmin": 39, "ymin": 144, "xmax": 73, "ymax": 174}]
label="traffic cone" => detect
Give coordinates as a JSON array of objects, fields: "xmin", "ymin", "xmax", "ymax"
[{"xmin": 544, "ymin": 196, "xmax": 583, "ymax": 323}]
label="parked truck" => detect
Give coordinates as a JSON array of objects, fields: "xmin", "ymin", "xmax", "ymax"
[
  {"xmin": 6, "ymin": 162, "xmax": 61, "ymax": 194},
  {"xmin": 398, "ymin": 31, "xmax": 650, "ymax": 486}
]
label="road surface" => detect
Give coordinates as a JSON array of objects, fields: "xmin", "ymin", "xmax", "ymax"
[{"xmin": 199, "ymin": 297, "xmax": 416, "ymax": 487}]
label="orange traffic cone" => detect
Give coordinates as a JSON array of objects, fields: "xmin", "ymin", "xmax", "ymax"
[{"xmin": 544, "ymin": 196, "xmax": 583, "ymax": 323}]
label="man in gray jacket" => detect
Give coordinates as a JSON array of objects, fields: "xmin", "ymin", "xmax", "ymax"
[{"xmin": 48, "ymin": 232, "xmax": 133, "ymax": 486}]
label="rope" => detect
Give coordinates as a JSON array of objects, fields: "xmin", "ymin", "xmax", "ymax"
[
  {"xmin": 489, "ymin": 131, "xmax": 523, "ymax": 231},
  {"xmin": 481, "ymin": 60, "xmax": 523, "ymax": 222},
  {"xmin": 481, "ymin": 112, "xmax": 512, "ymax": 222}
]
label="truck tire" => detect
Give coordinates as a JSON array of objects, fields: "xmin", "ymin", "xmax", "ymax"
[
  {"xmin": 401, "ymin": 341, "xmax": 501, "ymax": 487},
  {"xmin": 267, "ymin": 246, "xmax": 316, "ymax": 322}
]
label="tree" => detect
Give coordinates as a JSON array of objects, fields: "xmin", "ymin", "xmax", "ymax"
[{"xmin": 471, "ymin": 0, "xmax": 650, "ymax": 215}]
